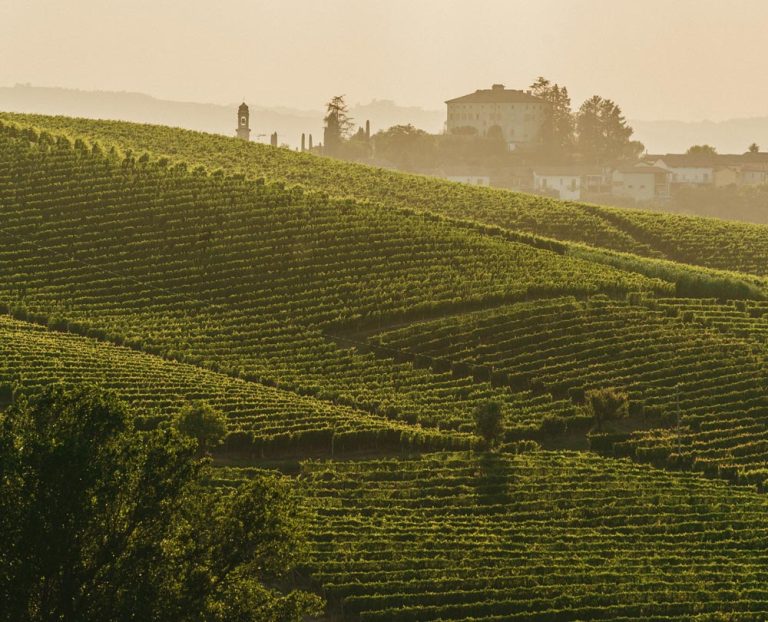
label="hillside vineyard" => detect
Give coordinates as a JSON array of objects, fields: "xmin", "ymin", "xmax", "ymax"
[
  {"xmin": 3, "ymin": 114, "xmax": 768, "ymax": 620},
  {"xmin": 5, "ymin": 112, "xmax": 768, "ymax": 278}
]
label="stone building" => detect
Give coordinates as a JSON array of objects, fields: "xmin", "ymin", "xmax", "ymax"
[{"xmin": 445, "ymin": 83, "xmax": 548, "ymax": 150}]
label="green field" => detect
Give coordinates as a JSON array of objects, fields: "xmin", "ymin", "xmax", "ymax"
[{"xmin": 3, "ymin": 113, "xmax": 768, "ymax": 619}]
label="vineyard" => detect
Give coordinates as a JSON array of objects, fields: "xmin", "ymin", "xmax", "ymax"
[
  {"xmin": 301, "ymin": 451, "xmax": 768, "ymax": 621},
  {"xmin": 4, "ymin": 112, "xmax": 768, "ymax": 279},
  {"xmin": 367, "ymin": 295, "xmax": 768, "ymax": 486},
  {"xmin": 3, "ymin": 112, "xmax": 768, "ymax": 620},
  {"xmin": 0, "ymin": 315, "xmax": 464, "ymax": 455},
  {"xmin": 0, "ymin": 121, "xmax": 664, "ymax": 442}
]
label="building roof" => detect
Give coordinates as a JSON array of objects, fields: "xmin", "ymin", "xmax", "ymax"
[
  {"xmin": 446, "ymin": 84, "xmax": 546, "ymax": 105},
  {"xmin": 617, "ymin": 166, "xmax": 670, "ymax": 175},
  {"xmin": 741, "ymin": 163, "xmax": 768, "ymax": 172},
  {"xmin": 533, "ymin": 166, "xmax": 603, "ymax": 177},
  {"xmin": 647, "ymin": 155, "xmax": 717, "ymax": 168},
  {"xmin": 646, "ymin": 153, "xmax": 768, "ymax": 168}
]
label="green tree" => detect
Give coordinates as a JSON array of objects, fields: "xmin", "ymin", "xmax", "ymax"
[
  {"xmin": 576, "ymin": 96, "xmax": 642, "ymax": 163},
  {"xmin": 474, "ymin": 400, "xmax": 505, "ymax": 448},
  {"xmin": 0, "ymin": 385, "xmax": 322, "ymax": 622},
  {"xmin": 686, "ymin": 144, "xmax": 718, "ymax": 157},
  {"xmin": 372, "ymin": 124, "xmax": 436, "ymax": 170},
  {"xmin": 585, "ymin": 388, "xmax": 629, "ymax": 432},
  {"xmin": 748, "ymin": 142, "xmax": 760, "ymax": 154},
  {"xmin": 530, "ymin": 76, "xmax": 575, "ymax": 156},
  {"xmin": 323, "ymin": 95, "xmax": 354, "ymax": 156},
  {"xmin": 174, "ymin": 400, "xmax": 228, "ymax": 456}
]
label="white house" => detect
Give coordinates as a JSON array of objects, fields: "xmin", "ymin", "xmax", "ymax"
[
  {"xmin": 534, "ymin": 170, "xmax": 581, "ymax": 200},
  {"xmin": 648, "ymin": 155, "xmax": 715, "ymax": 185},
  {"xmin": 532, "ymin": 167, "xmax": 606, "ymax": 201},
  {"xmin": 445, "ymin": 84, "xmax": 548, "ymax": 150},
  {"xmin": 741, "ymin": 164, "xmax": 768, "ymax": 186},
  {"xmin": 445, "ymin": 174, "xmax": 491, "ymax": 186},
  {"xmin": 612, "ymin": 166, "xmax": 671, "ymax": 202}
]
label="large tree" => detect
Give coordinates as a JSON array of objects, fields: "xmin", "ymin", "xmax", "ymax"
[
  {"xmin": 686, "ymin": 144, "xmax": 718, "ymax": 157},
  {"xmin": 0, "ymin": 385, "xmax": 322, "ymax": 622},
  {"xmin": 473, "ymin": 400, "xmax": 505, "ymax": 449},
  {"xmin": 323, "ymin": 95, "xmax": 354, "ymax": 156},
  {"xmin": 530, "ymin": 76, "xmax": 575, "ymax": 157},
  {"xmin": 372, "ymin": 124, "xmax": 436, "ymax": 170},
  {"xmin": 174, "ymin": 399, "xmax": 228, "ymax": 457},
  {"xmin": 576, "ymin": 96, "xmax": 643, "ymax": 163}
]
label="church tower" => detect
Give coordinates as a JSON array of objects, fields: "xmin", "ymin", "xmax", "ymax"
[{"xmin": 236, "ymin": 102, "xmax": 250, "ymax": 140}]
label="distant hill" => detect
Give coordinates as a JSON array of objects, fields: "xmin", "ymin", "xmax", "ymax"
[
  {"xmin": 0, "ymin": 84, "xmax": 443, "ymax": 149},
  {"xmin": 7, "ymin": 84, "xmax": 767, "ymax": 154},
  {"xmin": 631, "ymin": 117, "xmax": 768, "ymax": 154}
]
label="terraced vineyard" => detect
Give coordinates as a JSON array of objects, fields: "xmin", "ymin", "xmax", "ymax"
[
  {"xmin": 5, "ymin": 112, "xmax": 768, "ymax": 278},
  {"xmin": 0, "ymin": 122, "xmax": 663, "ymax": 439},
  {"xmin": 0, "ymin": 315, "xmax": 464, "ymax": 455},
  {"xmin": 368, "ymin": 296, "xmax": 768, "ymax": 485},
  {"xmin": 4, "ymin": 112, "xmax": 768, "ymax": 620},
  {"xmin": 302, "ymin": 452, "xmax": 768, "ymax": 621},
  {"xmin": 590, "ymin": 206, "xmax": 768, "ymax": 276}
]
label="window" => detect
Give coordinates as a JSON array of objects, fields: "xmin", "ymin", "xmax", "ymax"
[{"xmin": 240, "ymin": 116, "xmax": 247, "ymax": 126}]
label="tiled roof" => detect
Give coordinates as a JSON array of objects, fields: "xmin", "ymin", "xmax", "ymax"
[
  {"xmin": 533, "ymin": 166, "xmax": 603, "ymax": 177},
  {"xmin": 618, "ymin": 166, "xmax": 670, "ymax": 175},
  {"xmin": 446, "ymin": 86, "xmax": 546, "ymax": 105}
]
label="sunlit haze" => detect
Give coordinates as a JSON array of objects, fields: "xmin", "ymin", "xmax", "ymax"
[{"xmin": 2, "ymin": 0, "xmax": 767, "ymax": 121}]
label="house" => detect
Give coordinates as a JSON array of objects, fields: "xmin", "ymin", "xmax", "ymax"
[
  {"xmin": 532, "ymin": 166, "xmax": 605, "ymax": 201},
  {"xmin": 440, "ymin": 167, "xmax": 491, "ymax": 186},
  {"xmin": 612, "ymin": 166, "xmax": 671, "ymax": 202},
  {"xmin": 445, "ymin": 174, "xmax": 491, "ymax": 186},
  {"xmin": 713, "ymin": 166, "xmax": 741, "ymax": 187},
  {"xmin": 445, "ymin": 84, "xmax": 548, "ymax": 150},
  {"xmin": 741, "ymin": 163, "xmax": 768, "ymax": 186},
  {"xmin": 647, "ymin": 155, "xmax": 715, "ymax": 185}
]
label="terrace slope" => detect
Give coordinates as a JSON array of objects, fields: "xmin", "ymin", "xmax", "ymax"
[
  {"xmin": 4, "ymin": 112, "xmax": 768, "ymax": 278},
  {"xmin": 0, "ymin": 122, "xmax": 662, "ymax": 449},
  {"xmin": 0, "ymin": 315, "xmax": 462, "ymax": 456},
  {"xmin": 302, "ymin": 451, "xmax": 768, "ymax": 621}
]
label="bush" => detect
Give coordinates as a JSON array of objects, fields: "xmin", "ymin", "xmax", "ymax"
[
  {"xmin": 540, "ymin": 415, "xmax": 567, "ymax": 437},
  {"xmin": 473, "ymin": 401, "xmax": 505, "ymax": 449},
  {"xmin": 584, "ymin": 387, "xmax": 629, "ymax": 432}
]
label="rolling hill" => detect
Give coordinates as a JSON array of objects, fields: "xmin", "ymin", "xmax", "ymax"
[{"xmin": 4, "ymin": 112, "xmax": 768, "ymax": 620}]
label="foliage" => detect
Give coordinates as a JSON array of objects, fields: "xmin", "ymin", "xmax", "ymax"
[
  {"xmin": 473, "ymin": 401, "xmax": 505, "ymax": 447},
  {"xmin": 686, "ymin": 144, "xmax": 717, "ymax": 156},
  {"xmin": 323, "ymin": 95, "xmax": 354, "ymax": 155},
  {"xmin": 174, "ymin": 400, "xmax": 228, "ymax": 455},
  {"xmin": 12, "ymin": 111, "xmax": 768, "ymax": 279},
  {"xmin": 540, "ymin": 414, "xmax": 567, "ymax": 436},
  {"xmin": 576, "ymin": 95, "xmax": 643, "ymax": 163},
  {"xmin": 300, "ymin": 452, "xmax": 768, "ymax": 620},
  {"xmin": 529, "ymin": 76, "xmax": 575, "ymax": 157},
  {"xmin": 0, "ymin": 122, "xmax": 664, "ymax": 451},
  {"xmin": 372, "ymin": 124, "xmax": 436, "ymax": 169},
  {"xmin": 0, "ymin": 384, "xmax": 322, "ymax": 622},
  {"xmin": 633, "ymin": 182, "xmax": 768, "ymax": 226},
  {"xmin": 584, "ymin": 387, "xmax": 629, "ymax": 431}
]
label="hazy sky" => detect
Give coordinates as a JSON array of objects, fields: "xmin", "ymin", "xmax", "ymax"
[{"xmin": 1, "ymin": 0, "xmax": 767, "ymax": 121}]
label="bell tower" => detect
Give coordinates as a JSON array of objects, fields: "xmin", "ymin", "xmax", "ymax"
[{"xmin": 236, "ymin": 102, "xmax": 250, "ymax": 141}]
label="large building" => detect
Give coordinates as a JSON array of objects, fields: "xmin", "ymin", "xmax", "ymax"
[{"xmin": 445, "ymin": 84, "xmax": 548, "ymax": 149}]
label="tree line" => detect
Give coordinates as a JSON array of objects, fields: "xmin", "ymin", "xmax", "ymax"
[{"xmin": 319, "ymin": 77, "xmax": 643, "ymax": 168}]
